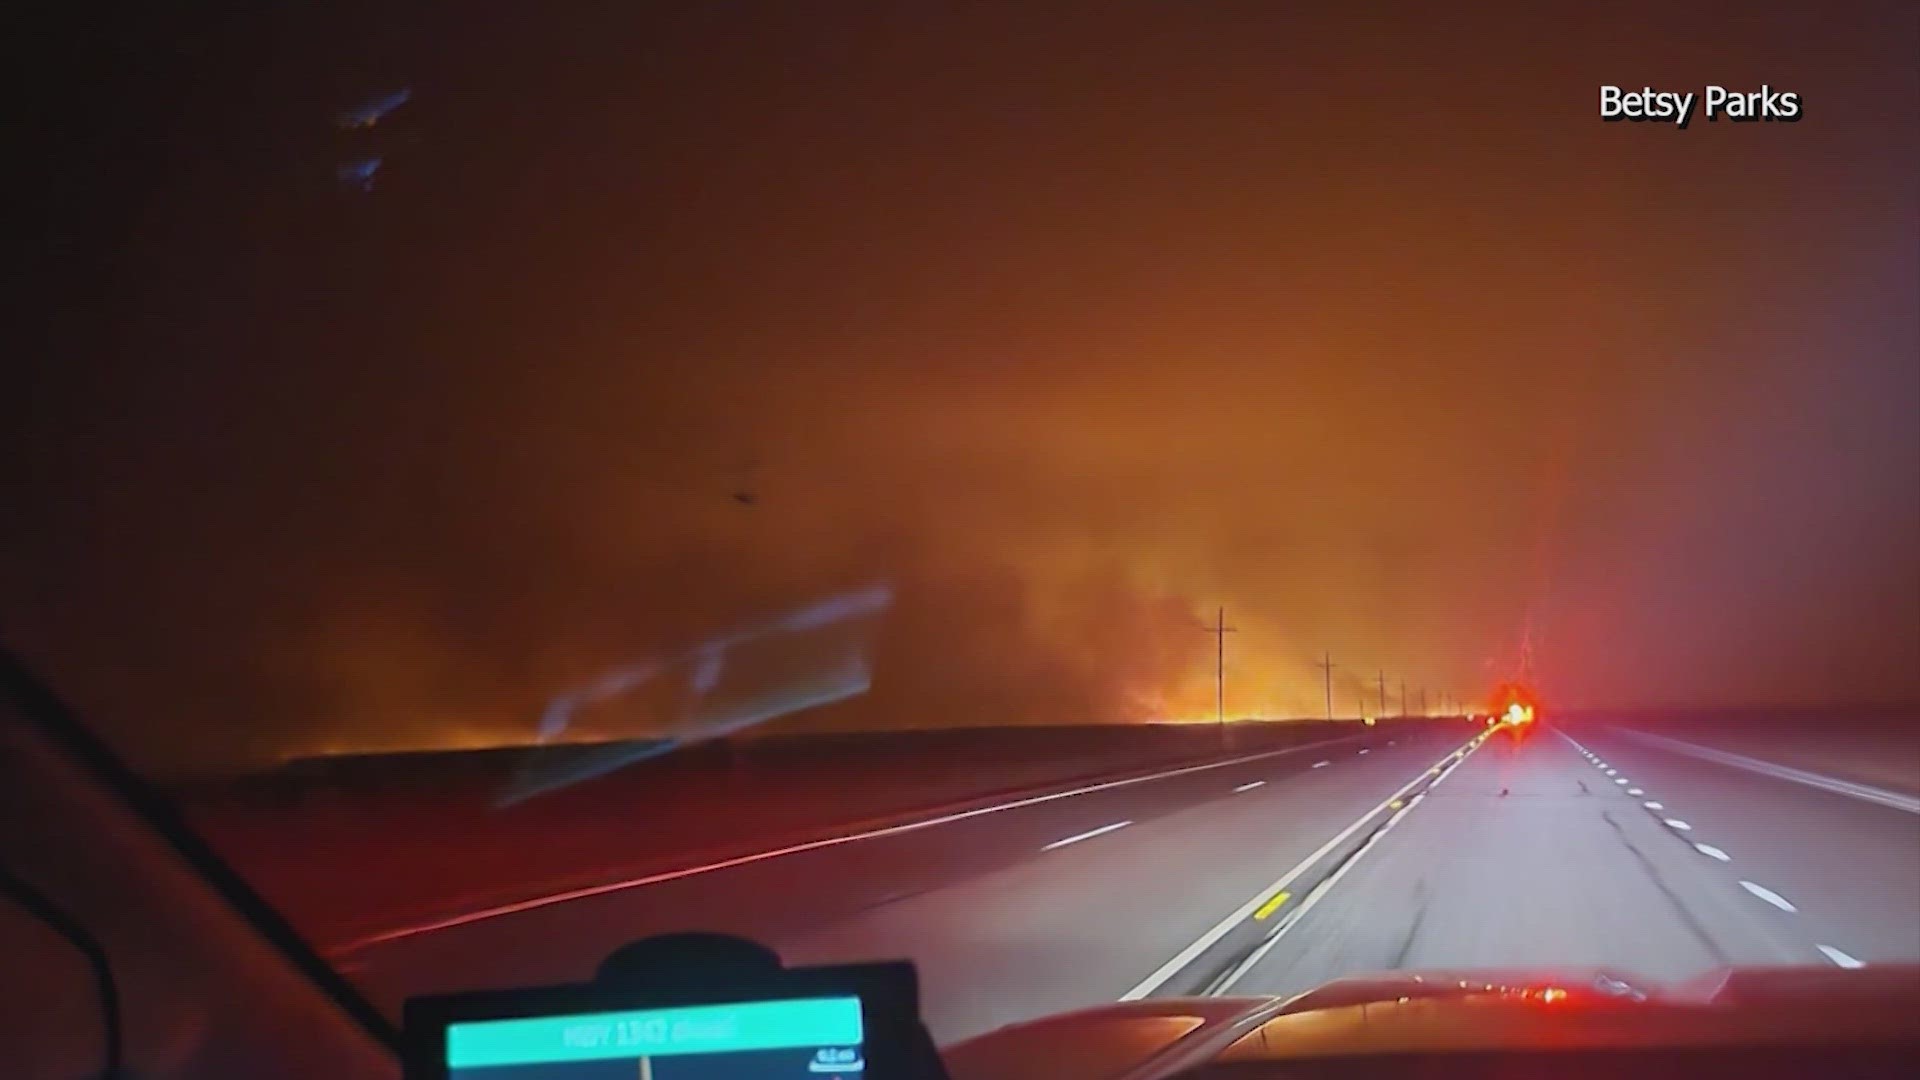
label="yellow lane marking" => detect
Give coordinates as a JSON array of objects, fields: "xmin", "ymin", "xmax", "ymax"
[
  {"xmin": 1254, "ymin": 890, "xmax": 1293, "ymax": 920},
  {"xmin": 1121, "ymin": 733, "xmax": 1483, "ymax": 1000}
]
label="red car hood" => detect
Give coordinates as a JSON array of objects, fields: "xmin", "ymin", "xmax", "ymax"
[{"xmin": 941, "ymin": 965, "xmax": 1920, "ymax": 1080}]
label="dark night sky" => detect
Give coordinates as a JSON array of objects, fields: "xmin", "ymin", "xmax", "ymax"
[{"xmin": 13, "ymin": 3, "xmax": 1919, "ymax": 768}]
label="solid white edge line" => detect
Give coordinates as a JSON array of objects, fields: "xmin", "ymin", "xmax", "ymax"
[
  {"xmin": 1605, "ymin": 726, "xmax": 1920, "ymax": 815},
  {"xmin": 1042, "ymin": 820, "xmax": 1132, "ymax": 851},
  {"xmin": 336, "ymin": 730, "xmax": 1370, "ymax": 954},
  {"xmin": 1818, "ymin": 944, "xmax": 1865, "ymax": 969},
  {"xmin": 1740, "ymin": 880, "xmax": 1797, "ymax": 912},
  {"xmin": 1118, "ymin": 735, "xmax": 1480, "ymax": 1000},
  {"xmin": 1234, "ymin": 780, "xmax": 1266, "ymax": 793}
]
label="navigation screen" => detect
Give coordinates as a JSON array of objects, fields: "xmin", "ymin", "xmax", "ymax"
[{"xmin": 445, "ymin": 996, "xmax": 866, "ymax": 1078}]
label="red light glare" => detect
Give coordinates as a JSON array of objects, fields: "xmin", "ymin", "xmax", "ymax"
[{"xmin": 1488, "ymin": 682, "xmax": 1542, "ymax": 727}]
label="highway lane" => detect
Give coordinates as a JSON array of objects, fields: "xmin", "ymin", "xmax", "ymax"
[
  {"xmin": 342, "ymin": 722, "xmax": 1474, "ymax": 1039},
  {"xmin": 1221, "ymin": 722, "xmax": 1920, "ymax": 1000},
  {"xmin": 777, "ymin": 727, "xmax": 1475, "ymax": 1037},
  {"xmin": 1560, "ymin": 722, "xmax": 1920, "ymax": 966}
]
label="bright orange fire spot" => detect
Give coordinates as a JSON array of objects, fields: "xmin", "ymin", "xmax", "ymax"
[{"xmin": 1488, "ymin": 682, "xmax": 1541, "ymax": 725}]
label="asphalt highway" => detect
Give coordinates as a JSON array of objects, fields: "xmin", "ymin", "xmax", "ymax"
[
  {"xmin": 341, "ymin": 719, "xmax": 1920, "ymax": 1045},
  {"xmin": 1222, "ymin": 723, "xmax": 1919, "ymax": 1001}
]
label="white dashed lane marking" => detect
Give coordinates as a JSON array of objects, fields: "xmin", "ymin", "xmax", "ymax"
[
  {"xmin": 1041, "ymin": 820, "xmax": 1132, "ymax": 851},
  {"xmin": 1740, "ymin": 880, "xmax": 1798, "ymax": 913},
  {"xmin": 1818, "ymin": 945, "xmax": 1864, "ymax": 969}
]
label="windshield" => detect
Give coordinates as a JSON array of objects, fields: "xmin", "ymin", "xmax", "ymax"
[{"xmin": 13, "ymin": 3, "xmax": 1920, "ymax": 1072}]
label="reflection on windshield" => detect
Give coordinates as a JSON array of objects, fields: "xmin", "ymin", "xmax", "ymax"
[{"xmin": 505, "ymin": 584, "xmax": 891, "ymax": 805}]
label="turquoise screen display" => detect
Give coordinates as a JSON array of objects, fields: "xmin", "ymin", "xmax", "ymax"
[{"xmin": 445, "ymin": 995, "xmax": 866, "ymax": 1079}]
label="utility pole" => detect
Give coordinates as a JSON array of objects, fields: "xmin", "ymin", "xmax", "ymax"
[
  {"xmin": 1315, "ymin": 650, "xmax": 1336, "ymax": 721},
  {"xmin": 1377, "ymin": 670, "xmax": 1387, "ymax": 719},
  {"xmin": 1204, "ymin": 607, "xmax": 1238, "ymax": 735}
]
